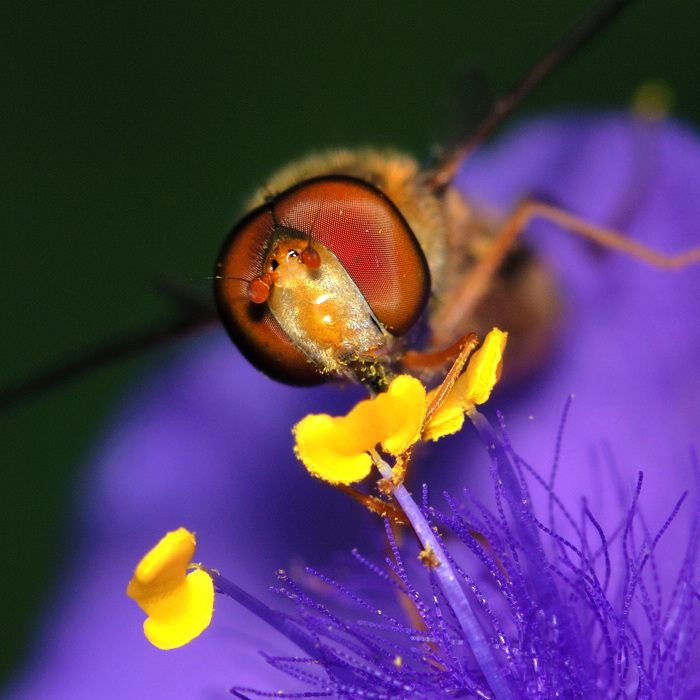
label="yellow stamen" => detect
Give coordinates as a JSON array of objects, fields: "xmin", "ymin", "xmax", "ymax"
[
  {"xmin": 423, "ymin": 329, "xmax": 507, "ymax": 441},
  {"xmin": 293, "ymin": 329, "xmax": 507, "ymax": 484},
  {"xmin": 293, "ymin": 375, "xmax": 425, "ymax": 484},
  {"xmin": 127, "ymin": 528, "xmax": 214, "ymax": 649}
]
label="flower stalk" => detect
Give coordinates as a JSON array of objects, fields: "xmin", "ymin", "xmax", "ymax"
[{"xmin": 374, "ymin": 450, "xmax": 516, "ymax": 700}]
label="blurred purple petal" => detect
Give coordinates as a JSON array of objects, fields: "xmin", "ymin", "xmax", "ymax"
[
  {"xmin": 6, "ymin": 113, "xmax": 700, "ymax": 698},
  {"xmin": 456, "ymin": 114, "xmax": 700, "ymax": 531}
]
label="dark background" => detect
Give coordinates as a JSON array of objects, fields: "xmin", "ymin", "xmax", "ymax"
[{"xmin": 1, "ymin": 1, "xmax": 698, "ymax": 687}]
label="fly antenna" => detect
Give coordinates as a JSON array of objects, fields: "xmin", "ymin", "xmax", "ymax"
[{"xmin": 424, "ymin": 0, "xmax": 636, "ymax": 191}]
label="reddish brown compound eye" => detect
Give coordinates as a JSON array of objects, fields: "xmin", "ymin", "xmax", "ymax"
[{"xmin": 214, "ymin": 175, "xmax": 430, "ymax": 386}]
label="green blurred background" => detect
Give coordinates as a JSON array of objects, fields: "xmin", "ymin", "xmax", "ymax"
[{"xmin": 1, "ymin": 0, "xmax": 698, "ymax": 687}]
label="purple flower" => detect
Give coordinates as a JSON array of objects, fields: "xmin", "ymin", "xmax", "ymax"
[
  {"xmin": 5, "ymin": 113, "xmax": 700, "ymax": 698},
  {"xmin": 210, "ymin": 410, "xmax": 698, "ymax": 697}
]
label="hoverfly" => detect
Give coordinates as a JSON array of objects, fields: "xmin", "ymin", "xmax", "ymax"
[{"xmin": 2, "ymin": 0, "xmax": 700, "ymax": 687}]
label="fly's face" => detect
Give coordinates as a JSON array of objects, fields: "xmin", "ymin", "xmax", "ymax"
[
  {"xmin": 215, "ymin": 148, "xmax": 561, "ymax": 390},
  {"xmin": 215, "ymin": 159, "xmax": 431, "ymax": 392}
]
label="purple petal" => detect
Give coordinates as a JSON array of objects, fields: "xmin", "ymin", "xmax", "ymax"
[
  {"xmin": 457, "ymin": 114, "xmax": 700, "ymax": 532},
  {"xmin": 6, "ymin": 113, "xmax": 700, "ymax": 698}
]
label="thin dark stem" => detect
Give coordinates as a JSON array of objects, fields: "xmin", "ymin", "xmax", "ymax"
[
  {"xmin": 424, "ymin": 0, "xmax": 637, "ymax": 190},
  {"xmin": 0, "ymin": 306, "xmax": 218, "ymax": 411}
]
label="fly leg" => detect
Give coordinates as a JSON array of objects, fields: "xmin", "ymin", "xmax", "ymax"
[{"xmin": 432, "ymin": 199, "xmax": 700, "ymax": 346}]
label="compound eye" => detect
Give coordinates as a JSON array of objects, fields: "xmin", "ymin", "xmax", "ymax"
[
  {"xmin": 214, "ymin": 206, "xmax": 322, "ymax": 385},
  {"xmin": 273, "ymin": 177, "xmax": 430, "ymax": 335},
  {"xmin": 214, "ymin": 175, "xmax": 431, "ymax": 386}
]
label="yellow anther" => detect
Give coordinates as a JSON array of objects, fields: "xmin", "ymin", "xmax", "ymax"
[
  {"xmin": 423, "ymin": 329, "xmax": 507, "ymax": 441},
  {"xmin": 127, "ymin": 528, "xmax": 214, "ymax": 649},
  {"xmin": 293, "ymin": 375, "xmax": 425, "ymax": 484}
]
